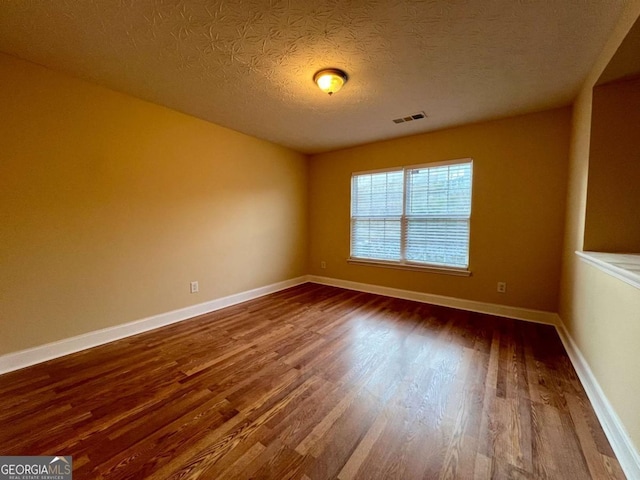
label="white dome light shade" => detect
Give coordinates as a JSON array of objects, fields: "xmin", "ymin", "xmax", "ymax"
[{"xmin": 313, "ymin": 69, "xmax": 348, "ymax": 95}]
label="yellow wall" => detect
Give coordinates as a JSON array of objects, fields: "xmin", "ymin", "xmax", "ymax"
[
  {"xmin": 584, "ymin": 76, "xmax": 640, "ymax": 252},
  {"xmin": 560, "ymin": 1, "xmax": 640, "ymax": 456},
  {"xmin": 3, "ymin": 7, "xmax": 640, "ymax": 456},
  {"xmin": 0, "ymin": 53, "xmax": 308, "ymax": 356},
  {"xmin": 309, "ymin": 108, "xmax": 571, "ymax": 312}
]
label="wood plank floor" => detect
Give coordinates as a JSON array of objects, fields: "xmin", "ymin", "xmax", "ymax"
[{"xmin": 0, "ymin": 283, "xmax": 625, "ymax": 479}]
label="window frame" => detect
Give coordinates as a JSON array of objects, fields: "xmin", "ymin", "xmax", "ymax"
[{"xmin": 349, "ymin": 158, "xmax": 473, "ymax": 276}]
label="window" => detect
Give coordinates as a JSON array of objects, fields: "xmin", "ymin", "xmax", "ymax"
[{"xmin": 350, "ymin": 159, "xmax": 473, "ymax": 272}]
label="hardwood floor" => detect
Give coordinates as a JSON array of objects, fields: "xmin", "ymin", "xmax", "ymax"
[{"xmin": 0, "ymin": 283, "xmax": 625, "ymax": 479}]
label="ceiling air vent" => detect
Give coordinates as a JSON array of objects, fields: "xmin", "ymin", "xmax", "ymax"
[{"xmin": 393, "ymin": 111, "xmax": 427, "ymax": 124}]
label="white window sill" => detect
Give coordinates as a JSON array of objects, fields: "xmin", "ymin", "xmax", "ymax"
[
  {"xmin": 347, "ymin": 258, "xmax": 472, "ymax": 277},
  {"xmin": 576, "ymin": 251, "xmax": 640, "ymax": 290}
]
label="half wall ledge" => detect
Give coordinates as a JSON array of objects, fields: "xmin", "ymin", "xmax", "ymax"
[{"xmin": 576, "ymin": 251, "xmax": 640, "ymax": 289}]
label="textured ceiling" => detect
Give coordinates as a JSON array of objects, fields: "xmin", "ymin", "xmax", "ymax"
[{"xmin": 0, "ymin": 0, "xmax": 628, "ymax": 153}]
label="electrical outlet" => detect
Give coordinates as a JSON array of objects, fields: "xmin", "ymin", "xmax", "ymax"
[
  {"xmin": 320, "ymin": 261, "xmax": 327, "ymax": 269},
  {"xmin": 497, "ymin": 282, "xmax": 507, "ymax": 293},
  {"xmin": 190, "ymin": 281, "xmax": 199, "ymax": 294}
]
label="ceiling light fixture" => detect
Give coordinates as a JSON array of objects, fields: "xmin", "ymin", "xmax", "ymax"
[{"xmin": 313, "ymin": 68, "xmax": 348, "ymax": 95}]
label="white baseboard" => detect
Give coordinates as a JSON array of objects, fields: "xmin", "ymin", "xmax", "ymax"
[
  {"xmin": 556, "ymin": 321, "xmax": 640, "ymax": 480},
  {"xmin": 309, "ymin": 275, "xmax": 639, "ymax": 478},
  {"xmin": 3, "ymin": 274, "xmax": 636, "ymax": 479},
  {"xmin": 0, "ymin": 276, "xmax": 307, "ymax": 375},
  {"xmin": 307, "ymin": 275, "xmax": 559, "ymax": 326},
  {"xmin": 0, "ymin": 274, "xmax": 557, "ymax": 375}
]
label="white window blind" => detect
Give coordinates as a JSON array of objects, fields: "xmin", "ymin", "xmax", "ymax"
[
  {"xmin": 350, "ymin": 159, "xmax": 473, "ymax": 270},
  {"xmin": 351, "ymin": 170, "xmax": 403, "ymax": 261}
]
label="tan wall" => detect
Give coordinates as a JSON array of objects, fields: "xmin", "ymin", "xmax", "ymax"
[
  {"xmin": 566, "ymin": 260, "xmax": 640, "ymax": 445},
  {"xmin": 560, "ymin": 2, "xmax": 640, "ymax": 456},
  {"xmin": 0, "ymin": 53, "xmax": 308, "ymax": 356},
  {"xmin": 309, "ymin": 108, "xmax": 571, "ymax": 312},
  {"xmin": 584, "ymin": 76, "xmax": 640, "ymax": 252}
]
